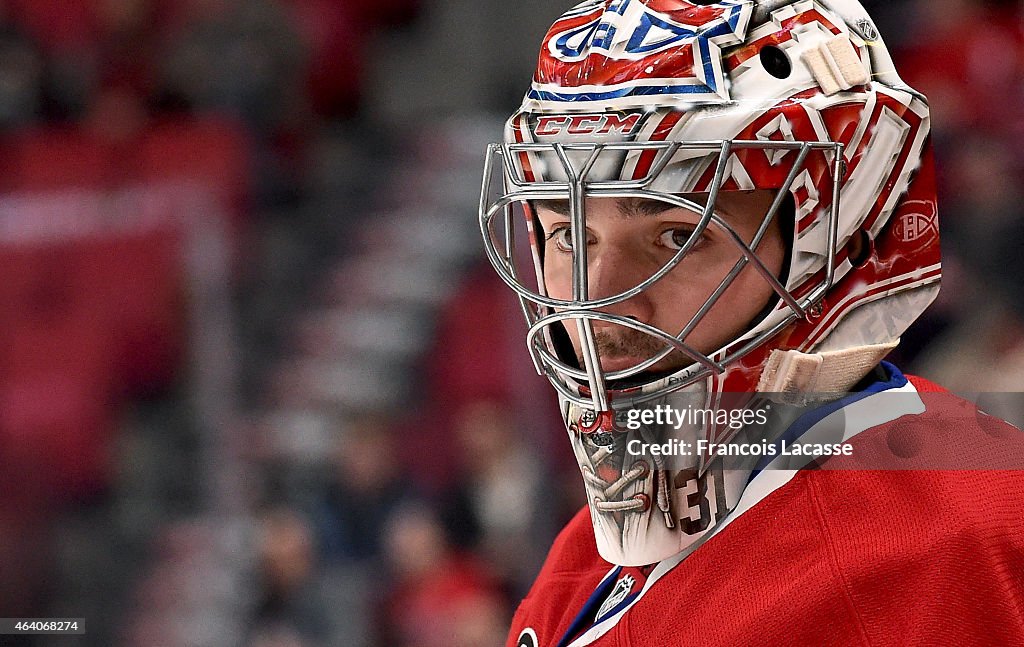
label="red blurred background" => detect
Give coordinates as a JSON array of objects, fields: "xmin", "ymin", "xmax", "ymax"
[{"xmin": 0, "ymin": 1, "xmax": 1020, "ymax": 645}]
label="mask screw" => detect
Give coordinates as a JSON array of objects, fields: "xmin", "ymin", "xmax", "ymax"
[{"xmin": 806, "ymin": 301, "xmax": 824, "ymax": 320}]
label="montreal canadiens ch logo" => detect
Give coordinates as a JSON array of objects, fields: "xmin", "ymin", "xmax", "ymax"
[
  {"xmin": 893, "ymin": 200, "xmax": 938, "ymax": 244},
  {"xmin": 517, "ymin": 628, "xmax": 539, "ymax": 647}
]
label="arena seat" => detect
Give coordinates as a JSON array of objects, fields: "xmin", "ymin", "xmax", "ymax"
[
  {"xmin": 76, "ymin": 227, "xmax": 186, "ymax": 397},
  {"xmin": 135, "ymin": 118, "xmax": 252, "ymax": 234},
  {"xmin": 3, "ymin": 128, "xmax": 115, "ymax": 192},
  {"xmin": 0, "ymin": 242, "xmax": 118, "ymax": 501}
]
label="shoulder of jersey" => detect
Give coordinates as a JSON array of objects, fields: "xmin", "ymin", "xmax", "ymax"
[
  {"xmin": 508, "ymin": 507, "xmax": 613, "ymax": 647},
  {"xmin": 842, "ymin": 373, "xmax": 1024, "ymax": 472},
  {"xmin": 533, "ymin": 506, "xmax": 605, "ymax": 581}
]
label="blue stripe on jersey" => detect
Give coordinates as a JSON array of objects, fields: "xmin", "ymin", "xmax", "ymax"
[
  {"xmin": 557, "ymin": 567, "xmax": 632, "ymax": 647},
  {"xmin": 748, "ymin": 361, "xmax": 909, "ymax": 481}
]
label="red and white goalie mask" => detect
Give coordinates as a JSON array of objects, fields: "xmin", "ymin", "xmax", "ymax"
[{"xmin": 479, "ymin": 0, "xmax": 940, "ymax": 566}]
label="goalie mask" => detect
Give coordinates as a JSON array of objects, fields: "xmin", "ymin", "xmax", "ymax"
[{"xmin": 479, "ymin": 0, "xmax": 940, "ymax": 566}]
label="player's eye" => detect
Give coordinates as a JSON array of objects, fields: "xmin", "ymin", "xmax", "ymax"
[
  {"xmin": 658, "ymin": 226, "xmax": 700, "ymax": 251},
  {"xmin": 546, "ymin": 225, "xmax": 594, "ymax": 253}
]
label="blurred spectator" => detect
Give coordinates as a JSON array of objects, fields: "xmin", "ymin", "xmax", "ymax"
[
  {"xmin": 941, "ymin": 135, "xmax": 1024, "ymax": 296},
  {"xmin": 253, "ymin": 506, "xmax": 331, "ymax": 644},
  {"xmin": 159, "ymin": 0, "xmax": 305, "ymax": 132},
  {"xmin": 442, "ymin": 398, "xmax": 550, "ymax": 597},
  {"xmin": 0, "ymin": 7, "xmax": 44, "ymax": 129},
  {"xmin": 249, "ymin": 624, "xmax": 312, "ymax": 647},
  {"xmin": 379, "ymin": 502, "xmax": 508, "ymax": 647},
  {"xmin": 284, "ymin": 0, "xmax": 419, "ymax": 119},
  {"xmin": 314, "ymin": 416, "xmax": 406, "ymax": 563},
  {"xmin": 914, "ymin": 288, "xmax": 1024, "ymax": 425}
]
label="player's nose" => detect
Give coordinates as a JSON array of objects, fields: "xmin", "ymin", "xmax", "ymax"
[{"xmin": 585, "ymin": 243, "xmax": 655, "ymax": 325}]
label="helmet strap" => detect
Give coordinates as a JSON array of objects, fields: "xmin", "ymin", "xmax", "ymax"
[{"xmin": 756, "ymin": 340, "xmax": 899, "ymax": 406}]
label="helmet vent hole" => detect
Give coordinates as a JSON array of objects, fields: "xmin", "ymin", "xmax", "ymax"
[
  {"xmin": 759, "ymin": 45, "xmax": 792, "ymax": 79},
  {"xmin": 847, "ymin": 230, "xmax": 873, "ymax": 268}
]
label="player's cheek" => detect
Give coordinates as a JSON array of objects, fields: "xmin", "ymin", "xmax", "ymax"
[
  {"xmin": 543, "ymin": 259, "xmax": 573, "ymax": 300},
  {"xmin": 716, "ymin": 268, "xmax": 776, "ymax": 331}
]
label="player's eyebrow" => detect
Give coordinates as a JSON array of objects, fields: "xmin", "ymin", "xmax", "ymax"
[
  {"xmin": 617, "ymin": 197, "xmax": 679, "ymax": 219},
  {"xmin": 532, "ymin": 200, "xmax": 571, "ymax": 216},
  {"xmin": 533, "ymin": 198, "xmax": 680, "ymax": 219}
]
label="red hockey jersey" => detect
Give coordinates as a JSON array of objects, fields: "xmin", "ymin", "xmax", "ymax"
[{"xmin": 508, "ymin": 373, "xmax": 1024, "ymax": 646}]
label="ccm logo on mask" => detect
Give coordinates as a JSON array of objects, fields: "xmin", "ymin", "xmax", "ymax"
[{"xmin": 534, "ymin": 113, "xmax": 642, "ymax": 137}]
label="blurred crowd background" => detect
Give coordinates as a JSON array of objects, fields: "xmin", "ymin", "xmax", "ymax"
[{"xmin": 0, "ymin": 0, "xmax": 1021, "ymax": 645}]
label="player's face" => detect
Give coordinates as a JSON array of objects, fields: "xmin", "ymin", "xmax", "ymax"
[{"xmin": 535, "ymin": 191, "xmax": 785, "ymax": 375}]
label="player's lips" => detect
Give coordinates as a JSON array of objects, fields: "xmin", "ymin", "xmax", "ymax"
[
  {"xmin": 597, "ymin": 355, "xmax": 648, "ymax": 373},
  {"xmin": 589, "ymin": 353, "xmax": 694, "ymax": 379}
]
